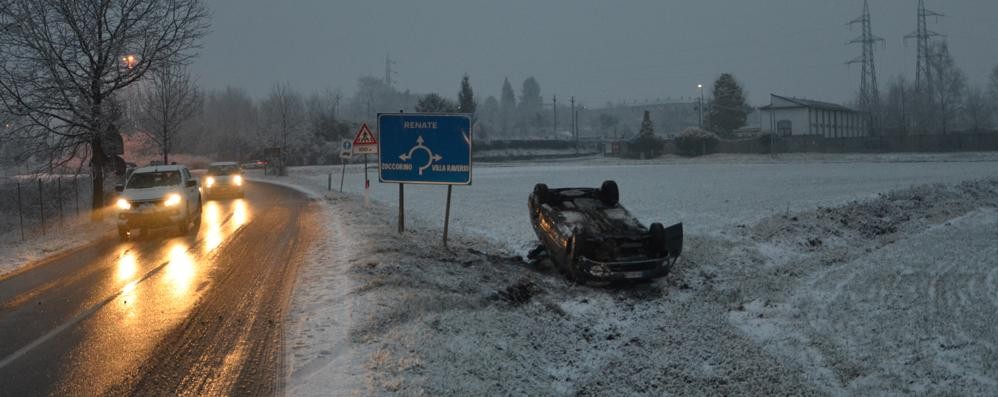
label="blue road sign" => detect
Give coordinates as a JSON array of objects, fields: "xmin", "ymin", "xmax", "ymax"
[{"xmin": 378, "ymin": 113, "xmax": 472, "ymax": 185}]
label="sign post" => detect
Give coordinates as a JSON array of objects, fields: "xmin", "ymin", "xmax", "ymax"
[
  {"xmin": 339, "ymin": 139, "xmax": 353, "ymax": 192},
  {"xmin": 352, "ymin": 123, "xmax": 378, "ymax": 203},
  {"xmin": 378, "ymin": 113, "xmax": 472, "ymax": 244}
]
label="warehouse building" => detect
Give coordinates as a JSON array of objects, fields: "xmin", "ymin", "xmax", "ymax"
[{"xmin": 759, "ymin": 94, "xmax": 867, "ymax": 138}]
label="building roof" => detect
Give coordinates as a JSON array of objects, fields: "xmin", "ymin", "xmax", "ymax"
[{"xmin": 759, "ymin": 94, "xmax": 857, "ymax": 113}]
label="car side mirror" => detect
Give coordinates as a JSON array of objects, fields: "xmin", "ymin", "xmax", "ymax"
[
  {"xmin": 115, "ymin": 184, "xmax": 124, "ymax": 192},
  {"xmin": 185, "ymin": 180, "xmax": 197, "ymax": 188}
]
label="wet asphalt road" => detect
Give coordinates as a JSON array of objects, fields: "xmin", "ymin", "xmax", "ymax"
[{"xmin": 0, "ymin": 182, "xmax": 318, "ymax": 396}]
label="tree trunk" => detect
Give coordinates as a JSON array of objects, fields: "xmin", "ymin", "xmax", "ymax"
[{"xmin": 90, "ymin": 136, "xmax": 106, "ymax": 221}]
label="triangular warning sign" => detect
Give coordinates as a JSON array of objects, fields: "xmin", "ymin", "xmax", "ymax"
[{"xmin": 353, "ymin": 123, "xmax": 377, "ymax": 146}]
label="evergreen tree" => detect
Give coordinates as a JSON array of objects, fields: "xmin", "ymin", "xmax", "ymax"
[
  {"xmin": 704, "ymin": 73, "xmax": 748, "ymax": 137},
  {"xmin": 415, "ymin": 93, "xmax": 456, "ymax": 113},
  {"xmin": 639, "ymin": 110, "xmax": 654, "ymax": 137},
  {"xmin": 519, "ymin": 77, "xmax": 543, "ymax": 135},
  {"xmin": 500, "ymin": 78, "xmax": 516, "ymax": 137},
  {"xmin": 458, "ymin": 74, "xmax": 476, "ymax": 115}
]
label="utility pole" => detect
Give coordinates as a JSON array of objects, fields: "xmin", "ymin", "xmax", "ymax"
[
  {"xmin": 553, "ymin": 95, "xmax": 557, "ymax": 136},
  {"xmin": 385, "ymin": 53, "xmax": 397, "ymax": 87},
  {"xmin": 570, "ymin": 96, "xmax": 575, "ymax": 142},
  {"xmin": 847, "ymin": 0, "xmax": 885, "ymax": 136}
]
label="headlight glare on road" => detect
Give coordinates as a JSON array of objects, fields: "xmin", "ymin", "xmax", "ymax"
[
  {"xmin": 116, "ymin": 198, "xmax": 131, "ymax": 210},
  {"xmin": 205, "ymin": 176, "xmax": 215, "ymax": 187},
  {"xmin": 164, "ymin": 193, "xmax": 182, "ymax": 207},
  {"xmin": 233, "ymin": 175, "xmax": 243, "ymax": 186}
]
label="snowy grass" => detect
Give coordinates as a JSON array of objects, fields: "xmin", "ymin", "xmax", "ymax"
[{"xmin": 272, "ymin": 153, "xmax": 998, "ymax": 395}]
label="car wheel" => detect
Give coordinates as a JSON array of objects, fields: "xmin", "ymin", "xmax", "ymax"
[
  {"xmin": 599, "ymin": 180, "xmax": 619, "ymax": 206},
  {"xmin": 178, "ymin": 209, "xmax": 190, "ymax": 235},
  {"xmin": 118, "ymin": 227, "xmax": 129, "ymax": 241},
  {"xmin": 533, "ymin": 183, "xmax": 551, "ymax": 206}
]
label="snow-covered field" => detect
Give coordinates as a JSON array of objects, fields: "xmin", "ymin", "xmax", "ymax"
[
  {"xmin": 266, "ymin": 152, "xmax": 998, "ymax": 253},
  {"xmin": 270, "ymin": 153, "xmax": 998, "ymax": 395}
]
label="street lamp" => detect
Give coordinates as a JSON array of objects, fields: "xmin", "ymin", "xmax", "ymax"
[
  {"xmin": 121, "ymin": 54, "xmax": 137, "ymax": 69},
  {"xmin": 697, "ymin": 84, "xmax": 704, "ymax": 128}
]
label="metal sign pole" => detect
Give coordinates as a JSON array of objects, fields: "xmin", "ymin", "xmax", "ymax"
[
  {"xmin": 398, "ymin": 183, "xmax": 405, "ymax": 234},
  {"xmin": 443, "ymin": 185, "xmax": 453, "ymax": 246},
  {"xmin": 339, "ymin": 161, "xmax": 346, "ymax": 192}
]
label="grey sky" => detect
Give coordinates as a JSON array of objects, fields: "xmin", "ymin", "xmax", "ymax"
[{"xmin": 193, "ymin": 0, "xmax": 998, "ymax": 107}]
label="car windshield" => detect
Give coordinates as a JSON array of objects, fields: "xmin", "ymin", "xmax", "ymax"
[
  {"xmin": 208, "ymin": 164, "xmax": 240, "ymax": 175},
  {"xmin": 126, "ymin": 171, "xmax": 181, "ymax": 189}
]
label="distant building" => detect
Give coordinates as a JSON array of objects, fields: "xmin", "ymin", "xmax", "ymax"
[{"xmin": 759, "ymin": 94, "xmax": 867, "ymax": 138}]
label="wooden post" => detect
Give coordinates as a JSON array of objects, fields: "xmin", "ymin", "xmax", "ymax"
[
  {"xmin": 57, "ymin": 176, "xmax": 64, "ymax": 225},
  {"xmin": 339, "ymin": 161, "xmax": 346, "ymax": 192},
  {"xmin": 327, "ymin": 173, "xmax": 332, "ymax": 191},
  {"xmin": 398, "ymin": 183, "xmax": 405, "ymax": 234},
  {"xmin": 37, "ymin": 179, "xmax": 45, "ymax": 235},
  {"xmin": 16, "ymin": 181, "xmax": 24, "ymax": 241},
  {"xmin": 443, "ymin": 185, "xmax": 453, "ymax": 246}
]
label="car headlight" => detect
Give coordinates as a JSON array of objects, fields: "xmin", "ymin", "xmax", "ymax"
[
  {"xmin": 116, "ymin": 198, "xmax": 131, "ymax": 210},
  {"xmin": 205, "ymin": 176, "xmax": 215, "ymax": 187},
  {"xmin": 233, "ymin": 175, "xmax": 243, "ymax": 186},
  {"xmin": 164, "ymin": 193, "xmax": 183, "ymax": 207}
]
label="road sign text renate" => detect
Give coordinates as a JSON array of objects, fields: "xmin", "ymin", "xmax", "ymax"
[{"xmin": 404, "ymin": 121, "xmax": 438, "ymax": 129}]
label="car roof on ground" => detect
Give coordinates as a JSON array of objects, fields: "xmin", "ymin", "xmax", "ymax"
[
  {"xmin": 131, "ymin": 165, "xmax": 187, "ymax": 174},
  {"xmin": 210, "ymin": 161, "xmax": 238, "ymax": 166}
]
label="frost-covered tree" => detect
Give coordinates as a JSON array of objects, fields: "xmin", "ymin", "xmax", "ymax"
[
  {"xmin": 639, "ymin": 110, "xmax": 654, "ymax": 137},
  {"xmin": 458, "ymin": 74, "xmax": 476, "ymax": 116},
  {"xmin": 962, "ymin": 87, "xmax": 992, "ymax": 133},
  {"xmin": 988, "ymin": 66, "xmax": 998, "ymax": 126},
  {"xmin": 929, "ymin": 42, "xmax": 965, "ymax": 134},
  {"xmin": 0, "ymin": 0, "xmax": 209, "ymax": 214},
  {"xmin": 415, "ymin": 93, "xmax": 456, "ymax": 113},
  {"xmin": 262, "ymin": 83, "xmax": 305, "ymax": 172},
  {"xmin": 194, "ymin": 87, "xmax": 261, "ymax": 160},
  {"xmin": 704, "ymin": 73, "xmax": 748, "ymax": 138},
  {"xmin": 136, "ymin": 65, "xmax": 201, "ymax": 165},
  {"xmin": 518, "ymin": 77, "xmax": 543, "ymax": 136},
  {"xmin": 881, "ymin": 75, "xmax": 915, "ymax": 136},
  {"xmin": 500, "ymin": 78, "xmax": 516, "ymax": 137}
]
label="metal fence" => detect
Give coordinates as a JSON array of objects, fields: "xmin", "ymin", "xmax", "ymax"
[{"xmin": 0, "ymin": 174, "xmax": 93, "ymax": 241}]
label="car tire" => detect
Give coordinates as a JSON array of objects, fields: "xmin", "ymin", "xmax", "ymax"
[
  {"xmin": 533, "ymin": 183, "xmax": 552, "ymax": 206},
  {"xmin": 178, "ymin": 209, "xmax": 190, "ymax": 235},
  {"xmin": 649, "ymin": 222, "xmax": 666, "ymax": 255},
  {"xmin": 599, "ymin": 180, "xmax": 619, "ymax": 206}
]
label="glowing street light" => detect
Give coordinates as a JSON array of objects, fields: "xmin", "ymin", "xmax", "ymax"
[{"xmin": 121, "ymin": 54, "xmax": 138, "ymax": 69}]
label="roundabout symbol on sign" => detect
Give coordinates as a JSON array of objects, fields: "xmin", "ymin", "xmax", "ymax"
[{"xmin": 398, "ymin": 135, "xmax": 442, "ymax": 175}]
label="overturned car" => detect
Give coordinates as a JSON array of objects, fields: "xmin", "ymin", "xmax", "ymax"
[{"xmin": 528, "ymin": 180, "xmax": 683, "ymax": 283}]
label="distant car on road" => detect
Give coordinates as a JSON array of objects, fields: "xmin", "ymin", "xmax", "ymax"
[
  {"xmin": 204, "ymin": 161, "xmax": 245, "ymax": 199},
  {"xmin": 528, "ymin": 180, "xmax": 683, "ymax": 283},
  {"xmin": 241, "ymin": 159, "xmax": 267, "ymax": 170},
  {"xmin": 115, "ymin": 165, "xmax": 202, "ymax": 240}
]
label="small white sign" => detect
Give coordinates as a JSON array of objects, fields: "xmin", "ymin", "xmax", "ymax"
[{"xmin": 340, "ymin": 139, "xmax": 353, "ymax": 160}]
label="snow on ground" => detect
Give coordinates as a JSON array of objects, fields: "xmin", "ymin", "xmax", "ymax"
[
  {"xmin": 260, "ymin": 152, "xmax": 998, "ymax": 254},
  {"xmin": 272, "ymin": 153, "xmax": 998, "ymax": 395},
  {"xmin": 0, "ymin": 212, "xmax": 114, "ymax": 278}
]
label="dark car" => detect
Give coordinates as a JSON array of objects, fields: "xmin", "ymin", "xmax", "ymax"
[
  {"xmin": 528, "ymin": 180, "xmax": 683, "ymax": 283},
  {"xmin": 204, "ymin": 161, "xmax": 245, "ymax": 199}
]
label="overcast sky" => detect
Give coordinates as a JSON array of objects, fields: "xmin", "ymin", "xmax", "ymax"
[{"xmin": 192, "ymin": 0, "xmax": 998, "ymax": 107}]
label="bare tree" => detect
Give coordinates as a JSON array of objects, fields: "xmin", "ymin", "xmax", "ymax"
[
  {"xmin": 262, "ymin": 82, "xmax": 305, "ymax": 174},
  {"xmin": 962, "ymin": 87, "xmax": 992, "ymax": 133},
  {"xmin": 929, "ymin": 42, "xmax": 966, "ymax": 134},
  {"xmin": 136, "ymin": 65, "xmax": 201, "ymax": 164},
  {"xmin": 0, "ymin": 0, "xmax": 209, "ymax": 215}
]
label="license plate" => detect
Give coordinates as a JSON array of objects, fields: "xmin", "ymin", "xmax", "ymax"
[{"xmin": 623, "ymin": 271, "xmax": 643, "ymax": 279}]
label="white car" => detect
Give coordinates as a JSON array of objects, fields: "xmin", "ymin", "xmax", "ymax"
[
  {"xmin": 203, "ymin": 161, "xmax": 245, "ymax": 199},
  {"xmin": 114, "ymin": 165, "xmax": 202, "ymax": 240}
]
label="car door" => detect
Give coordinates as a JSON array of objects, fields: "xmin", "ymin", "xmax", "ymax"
[{"xmin": 181, "ymin": 168, "xmax": 197, "ymax": 214}]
